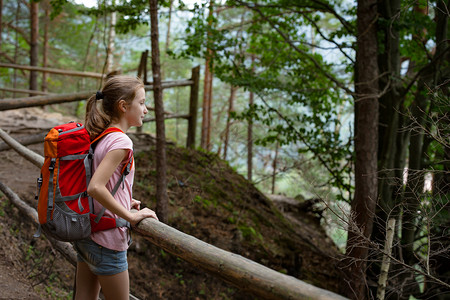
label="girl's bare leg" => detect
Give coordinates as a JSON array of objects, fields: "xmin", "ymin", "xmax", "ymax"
[
  {"xmin": 75, "ymin": 262, "xmax": 101, "ymax": 300},
  {"xmin": 98, "ymin": 270, "xmax": 130, "ymax": 300}
]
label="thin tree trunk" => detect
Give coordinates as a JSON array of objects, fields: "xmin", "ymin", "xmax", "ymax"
[
  {"xmin": 136, "ymin": 50, "xmax": 148, "ymax": 134},
  {"xmin": 187, "ymin": 66, "xmax": 200, "ymax": 149},
  {"xmin": 29, "ymin": 0, "xmax": 39, "ymax": 95},
  {"xmin": 0, "ymin": 0, "xmax": 3, "ymax": 51},
  {"xmin": 271, "ymin": 140, "xmax": 279, "ymax": 195},
  {"xmin": 81, "ymin": 19, "xmax": 98, "ymax": 91},
  {"xmin": 94, "ymin": 10, "xmax": 100, "ymax": 74},
  {"xmin": 402, "ymin": 80, "xmax": 429, "ymax": 265},
  {"xmin": 223, "ymin": 85, "xmax": 237, "ymax": 160},
  {"xmin": 247, "ymin": 89, "xmax": 254, "ymax": 182},
  {"xmin": 247, "ymin": 54, "xmax": 255, "ymax": 182},
  {"xmin": 344, "ymin": 1, "xmax": 379, "ymax": 299},
  {"xmin": 399, "ymin": 3, "xmax": 447, "ymax": 298},
  {"xmin": 368, "ymin": 0, "xmax": 403, "ymax": 295},
  {"xmin": 175, "ymin": 88, "xmax": 180, "ymax": 141},
  {"xmin": 106, "ymin": 10, "xmax": 116, "ymax": 73},
  {"xmin": 165, "ymin": 0, "xmax": 173, "ymax": 52},
  {"xmin": 376, "ymin": 218, "xmax": 396, "ymax": 300},
  {"xmin": 42, "ymin": 2, "xmax": 49, "ymax": 93},
  {"xmin": 149, "ymin": 0, "xmax": 169, "ymax": 223},
  {"xmin": 13, "ymin": 2, "xmax": 21, "ymax": 98},
  {"xmin": 201, "ymin": 0, "xmax": 214, "ymax": 151}
]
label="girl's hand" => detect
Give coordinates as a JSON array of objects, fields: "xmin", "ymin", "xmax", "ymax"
[
  {"xmin": 130, "ymin": 207, "xmax": 159, "ymax": 226},
  {"xmin": 131, "ymin": 198, "xmax": 141, "ymax": 210}
]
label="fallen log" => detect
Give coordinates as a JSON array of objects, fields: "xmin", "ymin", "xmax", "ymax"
[
  {"xmin": 133, "ymin": 214, "xmax": 348, "ymax": 300},
  {"xmin": 0, "ymin": 128, "xmax": 44, "ymax": 168},
  {"xmin": 0, "ymin": 132, "xmax": 46, "ymax": 152}
]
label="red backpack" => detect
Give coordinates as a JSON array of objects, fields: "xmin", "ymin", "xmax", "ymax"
[{"xmin": 35, "ymin": 122, "xmax": 133, "ymax": 242}]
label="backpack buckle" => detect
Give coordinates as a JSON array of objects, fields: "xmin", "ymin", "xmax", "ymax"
[{"xmin": 49, "ymin": 158, "xmax": 56, "ymax": 171}]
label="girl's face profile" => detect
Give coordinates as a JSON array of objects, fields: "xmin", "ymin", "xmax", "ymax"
[{"xmin": 124, "ymin": 87, "xmax": 147, "ymax": 127}]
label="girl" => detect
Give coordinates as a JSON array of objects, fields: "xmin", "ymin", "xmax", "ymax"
[{"xmin": 74, "ymin": 75, "xmax": 158, "ymax": 300}]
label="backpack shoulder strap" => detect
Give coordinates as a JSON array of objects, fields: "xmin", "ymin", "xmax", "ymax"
[
  {"xmin": 91, "ymin": 127, "xmax": 134, "ymax": 225},
  {"xmin": 91, "ymin": 127, "xmax": 124, "ymax": 145},
  {"xmin": 91, "ymin": 127, "xmax": 133, "ymax": 172}
]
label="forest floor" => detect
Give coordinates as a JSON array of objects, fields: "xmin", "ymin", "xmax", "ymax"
[{"xmin": 0, "ymin": 107, "xmax": 345, "ymax": 299}]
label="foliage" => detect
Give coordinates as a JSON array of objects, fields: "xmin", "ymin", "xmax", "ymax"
[
  {"xmin": 172, "ymin": 0, "xmax": 356, "ymax": 201},
  {"xmin": 171, "ymin": 0, "xmax": 450, "ymax": 297},
  {"xmin": 1, "ymin": 0, "xmax": 449, "ymax": 298}
]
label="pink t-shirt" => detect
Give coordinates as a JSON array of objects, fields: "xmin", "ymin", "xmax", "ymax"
[{"xmin": 90, "ymin": 131, "xmax": 134, "ymax": 251}]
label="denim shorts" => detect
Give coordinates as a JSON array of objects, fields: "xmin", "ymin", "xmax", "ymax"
[{"xmin": 73, "ymin": 238, "xmax": 128, "ymax": 276}]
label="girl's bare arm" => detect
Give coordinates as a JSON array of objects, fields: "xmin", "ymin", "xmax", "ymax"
[{"xmin": 87, "ymin": 149, "xmax": 158, "ymax": 225}]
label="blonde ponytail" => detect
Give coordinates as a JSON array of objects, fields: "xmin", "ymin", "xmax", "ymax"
[
  {"xmin": 85, "ymin": 94, "xmax": 111, "ymax": 140},
  {"xmin": 84, "ymin": 75, "xmax": 144, "ymax": 140}
]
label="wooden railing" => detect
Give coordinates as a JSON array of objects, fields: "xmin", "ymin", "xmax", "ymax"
[
  {"xmin": 0, "ymin": 62, "xmax": 106, "ymax": 78},
  {"xmin": 0, "ymin": 65, "xmax": 200, "ymax": 149},
  {"xmin": 0, "ymin": 128, "xmax": 348, "ymax": 300}
]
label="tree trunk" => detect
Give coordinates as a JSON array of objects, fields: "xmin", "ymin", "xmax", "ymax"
[
  {"xmin": 399, "ymin": 3, "xmax": 447, "ymax": 298},
  {"xmin": 13, "ymin": 1, "xmax": 21, "ymax": 98},
  {"xmin": 376, "ymin": 218, "xmax": 396, "ymax": 300},
  {"xmin": 376, "ymin": 0, "xmax": 402, "ymax": 220},
  {"xmin": 223, "ymin": 85, "xmax": 237, "ymax": 160},
  {"xmin": 201, "ymin": 59, "xmax": 213, "ymax": 150},
  {"xmin": 106, "ymin": 10, "xmax": 116, "ymax": 74},
  {"xmin": 271, "ymin": 140, "xmax": 279, "ymax": 195},
  {"xmin": 149, "ymin": 0, "xmax": 169, "ymax": 224},
  {"xmin": 431, "ymin": 13, "xmax": 450, "ymax": 274},
  {"xmin": 397, "ymin": 76, "xmax": 431, "ymax": 300},
  {"xmin": 247, "ymin": 89, "xmax": 254, "ymax": 182},
  {"xmin": 344, "ymin": 1, "xmax": 379, "ymax": 299},
  {"xmin": 368, "ymin": 0, "xmax": 404, "ymax": 295},
  {"xmin": 81, "ymin": 19, "xmax": 98, "ymax": 91},
  {"xmin": 402, "ymin": 79, "xmax": 428, "ymax": 262},
  {"xmin": 29, "ymin": 0, "xmax": 39, "ymax": 95},
  {"xmin": 0, "ymin": 0, "xmax": 3, "ymax": 51},
  {"xmin": 136, "ymin": 50, "xmax": 149, "ymax": 134},
  {"xmin": 200, "ymin": 0, "xmax": 214, "ymax": 151},
  {"xmin": 165, "ymin": 0, "xmax": 173, "ymax": 52},
  {"xmin": 247, "ymin": 54, "xmax": 255, "ymax": 182},
  {"xmin": 187, "ymin": 66, "xmax": 200, "ymax": 149},
  {"xmin": 42, "ymin": 2, "xmax": 49, "ymax": 93}
]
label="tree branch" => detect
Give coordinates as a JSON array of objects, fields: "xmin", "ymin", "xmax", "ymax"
[
  {"xmin": 2, "ymin": 21, "xmax": 31, "ymax": 45},
  {"xmin": 234, "ymin": 0, "xmax": 354, "ymax": 95},
  {"xmin": 302, "ymin": 13, "xmax": 355, "ymax": 64}
]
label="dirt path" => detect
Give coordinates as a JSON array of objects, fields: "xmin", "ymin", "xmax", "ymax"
[{"xmin": 0, "ymin": 261, "xmax": 41, "ymax": 299}]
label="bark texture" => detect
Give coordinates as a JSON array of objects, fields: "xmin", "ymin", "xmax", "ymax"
[
  {"xmin": 149, "ymin": 0, "xmax": 169, "ymax": 223},
  {"xmin": 29, "ymin": 0, "xmax": 39, "ymax": 94},
  {"xmin": 200, "ymin": 0, "xmax": 214, "ymax": 151},
  {"xmin": 345, "ymin": 0, "xmax": 379, "ymax": 299}
]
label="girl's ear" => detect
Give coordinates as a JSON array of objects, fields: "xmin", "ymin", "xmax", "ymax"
[{"xmin": 118, "ymin": 99, "xmax": 127, "ymax": 113}]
